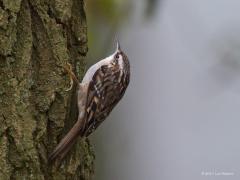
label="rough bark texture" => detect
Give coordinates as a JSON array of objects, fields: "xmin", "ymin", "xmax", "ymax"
[{"xmin": 0, "ymin": 0, "xmax": 94, "ymax": 179}]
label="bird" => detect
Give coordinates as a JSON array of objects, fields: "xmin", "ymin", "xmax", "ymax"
[{"xmin": 49, "ymin": 41, "xmax": 130, "ymax": 164}]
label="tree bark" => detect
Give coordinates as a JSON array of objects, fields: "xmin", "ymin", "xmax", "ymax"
[{"xmin": 0, "ymin": 0, "xmax": 94, "ymax": 179}]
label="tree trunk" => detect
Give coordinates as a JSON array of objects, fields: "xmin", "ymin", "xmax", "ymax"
[{"xmin": 0, "ymin": 0, "xmax": 94, "ymax": 179}]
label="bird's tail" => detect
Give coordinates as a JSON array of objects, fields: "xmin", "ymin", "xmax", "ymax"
[
  {"xmin": 49, "ymin": 83, "xmax": 89, "ymax": 165},
  {"xmin": 48, "ymin": 120, "xmax": 83, "ymax": 163}
]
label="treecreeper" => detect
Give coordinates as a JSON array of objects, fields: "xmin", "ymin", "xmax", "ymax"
[{"xmin": 49, "ymin": 41, "xmax": 130, "ymax": 165}]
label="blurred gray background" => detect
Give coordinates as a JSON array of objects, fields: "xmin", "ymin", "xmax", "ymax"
[{"xmin": 86, "ymin": 0, "xmax": 240, "ymax": 179}]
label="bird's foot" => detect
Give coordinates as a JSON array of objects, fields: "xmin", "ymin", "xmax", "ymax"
[{"xmin": 64, "ymin": 63, "xmax": 79, "ymax": 91}]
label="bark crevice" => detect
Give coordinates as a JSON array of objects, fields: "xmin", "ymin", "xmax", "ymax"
[{"xmin": 0, "ymin": 0, "xmax": 94, "ymax": 179}]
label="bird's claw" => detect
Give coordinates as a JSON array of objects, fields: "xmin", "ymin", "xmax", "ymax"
[{"xmin": 64, "ymin": 63, "xmax": 78, "ymax": 91}]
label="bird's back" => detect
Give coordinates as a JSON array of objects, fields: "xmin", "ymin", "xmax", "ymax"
[{"xmin": 82, "ymin": 60, "xmax": 130, "ymax": 136}]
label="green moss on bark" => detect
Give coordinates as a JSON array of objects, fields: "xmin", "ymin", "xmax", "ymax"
[{"xmin": 0, "ymin": 0, "xmax": 94, "ymax": 179}]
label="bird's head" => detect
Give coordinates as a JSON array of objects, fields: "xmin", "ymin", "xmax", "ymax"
[{"xmin": 111, "ymin": 40, "xmax": 129, "ymax": 70}]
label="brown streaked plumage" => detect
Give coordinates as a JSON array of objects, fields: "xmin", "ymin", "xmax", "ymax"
[{"xmin": 49, "ymin": 41, "xmax": 130, "ymax": 164}]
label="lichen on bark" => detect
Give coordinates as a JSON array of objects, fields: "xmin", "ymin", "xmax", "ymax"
[{"xmin": 0, "ymin": 0, "xmax": 94, "ymax": 179}]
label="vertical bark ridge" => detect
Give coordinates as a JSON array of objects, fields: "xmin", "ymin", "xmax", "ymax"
[{"xmin": 0, "ymin": 0, "xmax": 94, "ymax": 179}]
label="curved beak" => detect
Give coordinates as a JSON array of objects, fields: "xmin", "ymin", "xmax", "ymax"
[{"xmin": 116, "ymin": 39, "xmax": 121, "ymax": 52}]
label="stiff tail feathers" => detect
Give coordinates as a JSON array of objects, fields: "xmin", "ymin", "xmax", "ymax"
[
  {"xmin": 49, "ymin": 83, "xmax": 89, "ymax": 165},
  {"xmin": 48, "ymin": 121, "xmax": 82, "ymax": 163}
]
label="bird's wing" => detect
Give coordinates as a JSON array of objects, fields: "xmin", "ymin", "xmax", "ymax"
[{"xmin": 82, "ymin": 64, "xmax": 127, "ymax": 136}]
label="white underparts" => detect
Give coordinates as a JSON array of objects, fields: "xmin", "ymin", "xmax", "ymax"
[{"xmin": 82, "ymin": 54, "xmax": 114, "ymax": 83}]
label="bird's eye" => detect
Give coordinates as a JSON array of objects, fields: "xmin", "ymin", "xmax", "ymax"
[{"xmin": 115, "ymin": 54, "xmax": 119, "ymax": 59}]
